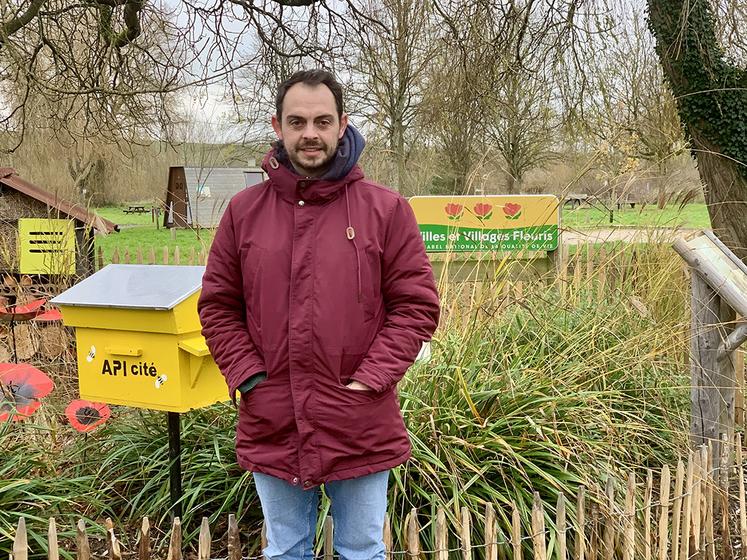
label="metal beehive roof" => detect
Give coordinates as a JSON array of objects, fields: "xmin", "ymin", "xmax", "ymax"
[{"xmin": 51, "ymin": 264, "xmax": 205, "ymax": 310}]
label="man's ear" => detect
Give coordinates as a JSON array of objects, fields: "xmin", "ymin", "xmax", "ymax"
[
  {"xmin": 271, "ymin": 115, "xmax": 283, "ymax": 140},
  {"xmin": 338, "ymin": 113, "xmax": 349, "ymax": 139}
]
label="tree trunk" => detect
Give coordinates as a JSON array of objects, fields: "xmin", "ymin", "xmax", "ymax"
[
  {"xmin": 648, "ymin": 0, "xmax": 747, "ymax": 260},
  {"xmin": 690, "ymin": 131, "xmax": 747, "ymax": 261}
]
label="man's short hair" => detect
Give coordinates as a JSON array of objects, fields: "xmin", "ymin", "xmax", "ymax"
[{"xmin": 276, "ymin": 70, "xmax": 344, "ymax": 120}]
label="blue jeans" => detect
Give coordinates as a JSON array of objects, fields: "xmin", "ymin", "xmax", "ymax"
[{"xmin": 253, "ymin": 470, "xmax": 389, "ymax": 560}]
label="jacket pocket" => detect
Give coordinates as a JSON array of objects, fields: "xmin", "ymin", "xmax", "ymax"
[
  {"xmin": 362, "ymin": 246, "xmax": 383, "ymax": 321},
  {"xmin": 239, "ymin": 243, "xmax": 265, "ymax": 348}
]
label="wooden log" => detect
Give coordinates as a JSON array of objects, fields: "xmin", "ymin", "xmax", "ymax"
[
  {"xmin": 688, "ymin": 270, "xmax": 736, "ymax": 460},
  {"xmin": 384, "ymin": 513, "xmax": 393, "ymax": 560},
  {"xmin": 531, "ymin": 492, "xmax": 547, "ymax": 560},
  {"xmin": 644, "ymin": 469, "xmax": 653, "ymax": 560},
  {"xmin": 123, "ymin": 249, "xmax": 130, "ymax": 264},
  {"xmin": 602, "ymin": 477, "xmax": 615, "ymax": 560},
  {"xmin": 227, "ymin": 514, "xmax": 241, "ymax": 560},
  {"xmin": 511, "ymin": 502, "xmax": 522, "ymax": 560},
  {"xmin": 112, "ymin": 247, "xmax": 120, "ymax": 264},
  {"xmin": 324, "ymin": 516, "xmax": 334, "ymax": 560},
  {"xmin": 700, "ymin": 445, "xmax": 710, "ymax": 554},
  {"xmin": 672, "ymin": 460, "xmax": 685, "ymax": 560},
  {"xmin": 136, "ymin": 246, "xmax": 143, "ymax": 264},
  {"xmin": 738, "ymin": 434, "xmax": 747, "ymax": 560},
  {"xmin": 148, "ymin": 247, "xmax": 156, "ymax": 265},
  {"xmin": 658, "ymin": 465, "xmax": 671, "ymax": 560},
  {"xmin": 576, "ymin": 486, "xmax": 586, "ymax": 560},
  {"xmin": 189, "ymin": 247, "xmax": 196, "ymax": 266},
  {"xmin": 623, "ymin": 472, "xmax": 635, "ymax": 560},
  {"xmin": 407, "ymin": 508, "xmax": 420, "ymax": 560},
  {"xmin": 174, "ymin": 245, "xmax": 181, "ymax": 265},
  {"xmin": 573, "ymin": 252, "xmax": 582, "ymax": 296},
  {"xmin": 138, "ymin": 517, "xmax": 150, "ymax": 560},
  {"xmin": 97, "ymin": 246, "xmax": 104, "ymax": 269},
  {"xmin": 679, "ymin": 454, "xmax": 694, "ymax": 560},
  {"xmin": 163, "ymin": 246, "xmax": 169, "ymax": 265},
  {"xmin": 556, "ymin": 493, "xmax": 567, "ymax": 560},
  {"xmin": 485, "ymin": 503, "xmax": 497, "ymax": 560},
  {"xmin": 717, "ymin": 322, "xmax": 747, "ymax": 362},
  {"xmin": 48, "ymin": 517, "xmax": 59, "ymax": 560},
  {"xmin": 198, "ymin": 517, "xmax": 211, "ymax": 560},
  {"xmin": 12, "ymin": 517, "xmax": 28, "ymax": 560},
  {"xmin": 460, "ymin": 506, "xmax": 472, "ymax": 560},
  {"xmin": 167, "ymin": 517, "xmax": 182, "ymax": 560},
  {"xmin": 435, "ymin": 508, "xmax": 447, "ymax": 560},
  {"xmin": 76, "ymin": 519, "xmax": 91, "ymax": 560}
]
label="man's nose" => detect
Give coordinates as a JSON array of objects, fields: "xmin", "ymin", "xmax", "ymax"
[{"xmin": 301, "ymin": 123, "xmax": 319, "ymax": 139}]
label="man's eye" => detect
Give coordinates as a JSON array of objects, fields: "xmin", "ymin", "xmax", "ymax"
[
  {"xmin": 317, "ymin": 120, "xmax": 331, "ymax": 127},
  {"xmin": 289, "ymin": 120, "xmax": 303, "ymax": 127}
]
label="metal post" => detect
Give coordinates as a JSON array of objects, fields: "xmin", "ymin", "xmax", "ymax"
[{"xmin": 168, "ymin": 411, "xmax": 182, "ymax": 519}]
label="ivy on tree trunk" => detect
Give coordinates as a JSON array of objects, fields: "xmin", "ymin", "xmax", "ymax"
[{"xmin": 648, "ymin": 0, "xmax": 747, "ymax": 260}]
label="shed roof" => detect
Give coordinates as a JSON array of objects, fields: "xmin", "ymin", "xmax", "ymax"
[{"xmin": 0, "ymin": 167, "xmax": 118, "ymax": 233}]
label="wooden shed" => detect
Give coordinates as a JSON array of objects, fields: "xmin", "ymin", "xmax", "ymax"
[
  {"xmin": 164, "ymin": 166, "xmax": 266, "ymax": 229},
  {"xmin": 0, "ymin": 168, "xmax": 118, "ymax": 278}
]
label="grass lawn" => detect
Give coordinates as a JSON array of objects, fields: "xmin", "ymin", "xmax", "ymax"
[
  {"xmin": 563, "ymin": 202, "xmax": 710, "ymax": 229},
  {"xmin": 93, "ymin": 202, "xmax": 711, "ymax": 264}
]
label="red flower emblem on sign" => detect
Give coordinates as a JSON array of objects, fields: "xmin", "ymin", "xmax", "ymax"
[
  {"xmin": 503, "ymin": 203, "xmax": 522, "ymax": 220},
  {"xmin": 473, "ymin": 203, "xmax": 493, "ymax": 220},
  {"xmin": 0, "ymin": 363, "xmax": 55, "ymax": 422},
  {"xmin": 444, "ymin": 203, "xmax": 464, "ymax": 220},
  {"xmin": 65, "ymin": 400, "xmax": 111, "ymax": 432}
]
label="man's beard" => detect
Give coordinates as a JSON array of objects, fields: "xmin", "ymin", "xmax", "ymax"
[{"xmin": 288, "ymin": 140, "xmax": 336, "ymax": 175}]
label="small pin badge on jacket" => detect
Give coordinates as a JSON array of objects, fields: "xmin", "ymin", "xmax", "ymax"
[{"xmin": 346, "ymin": 227, "xmax": 355, "ymax": 240}]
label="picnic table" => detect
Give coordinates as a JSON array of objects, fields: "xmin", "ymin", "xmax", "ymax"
[{"xmin": 124, "ymin": 205, "xmax": 148, "ymax": 214}]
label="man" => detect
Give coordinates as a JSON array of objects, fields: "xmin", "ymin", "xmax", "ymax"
[{"xmin": 198, "ymin": 69, "xmax": 440, "ymax": 560}]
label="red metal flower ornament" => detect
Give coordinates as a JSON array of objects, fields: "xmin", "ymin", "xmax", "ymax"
[
  {"xmin": 0, "ymin": 363, "xmax": 55, "ymax": 422},
  {"xmin": 0, "ymin": 298, "xmax": 47, "ymax": 322},
  {"xmin": 65, "ymin": 400, "xmax": 111, "ymax": 432},
  {"xmin": 32, "ymin": 308, "xmax": 63, "ymax": 322}
]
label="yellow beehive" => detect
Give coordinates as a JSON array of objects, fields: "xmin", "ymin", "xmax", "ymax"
[{"xmin": 52, "ymin": 264, "xmax": 226, "ymax": 412}]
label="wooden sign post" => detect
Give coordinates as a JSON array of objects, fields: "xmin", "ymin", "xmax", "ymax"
[{"xmin": 674, "ymin": 231, "xmax": 747, "ymax": 463}]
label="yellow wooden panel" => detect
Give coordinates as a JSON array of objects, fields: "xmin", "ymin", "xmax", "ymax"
[{"xmin": 18, "ymin": 218, "xmax": 76, "ymax": 275}]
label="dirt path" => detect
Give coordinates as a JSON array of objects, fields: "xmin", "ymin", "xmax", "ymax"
[{"xmin": 562, "ymin": 227, "xmax": 703, "ymax": 245}]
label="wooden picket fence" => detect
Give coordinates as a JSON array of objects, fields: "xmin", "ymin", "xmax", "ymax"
[
  {"xmin": 8, "ymin": 433, "xmax": 747, "ymax": 560},
  {"xmin": 97, "ymin": 246, "xmax": 207, "ymax": 268}
]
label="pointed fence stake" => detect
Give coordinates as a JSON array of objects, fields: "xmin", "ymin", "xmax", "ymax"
[
  {"xmin": 435, "ymin": 508, "xmax": 447, "ymax": 560},
  {"xmin": 511, "ymin": 502, "xmax": 522, "ymax": 560},
  {"xmin": 556, "ymin": 493, "xmax": 567, "ymax": 560},
  {"xmin": 12, "ymin": 517, "xmax": 28, "ymax": 560},
  {"xmin": 485, "ymin": 503, "xmax": 497, "ymax": 560},
  {"xmin": 324, "ymin": 515, "xmax": 334, "ymax": 560},
  {"xmin": 460, "ymin": 506, "xmax": 472, "ymax": 560},
  {"xmin": 167, "ymin": 517, "xmax": 182, "ymax": 560},
  {"xmin": 384, "ymin": 513, "xmax": 393, "ymax": 560},
  {"xmin": 658, "ymin": 465, "xmax": 671, "ymax": 560},
  {"xmin": 198, "ymin": 517, "xmax": 211, "ymax": 560},
  {"xmin": 76, "ymin": 519, "xmax": 90, "ymax": 560},
  {"xmin": 48, "ymin": 518, "xmax": 59, "ymax": 560},
  {"xmin": 227, "ymin": 514, "xmax": 241, "ymax": 560},
  {"xmin": 576, "ymin": 486, "xmax": 586, "ymax": 560},
  {"xmin": 138, "ymin": 517, "xmax": 151, "ymax": 560},
  {"xmin": 531, "ymin": 492, "xmax": 547, "ymax": 560}
]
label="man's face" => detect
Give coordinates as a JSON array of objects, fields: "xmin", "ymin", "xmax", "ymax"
[{"xmin": 272, "ymin": 83, "xmax": 348, "ymax": 178}]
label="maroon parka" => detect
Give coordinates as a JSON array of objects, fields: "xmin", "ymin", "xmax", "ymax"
[{"xmin": 197, "ymin": 151, "xmax": 440, "ymax": 488}]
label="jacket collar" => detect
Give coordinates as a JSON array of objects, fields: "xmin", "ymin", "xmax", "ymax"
[{"xmin": 261, "ymin": 148, "xmax": 364, "ymax": 204}]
